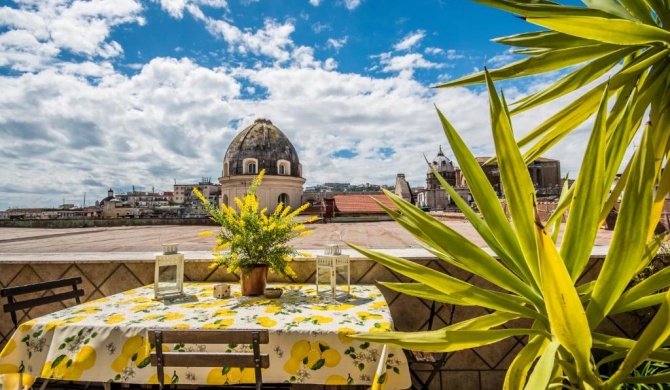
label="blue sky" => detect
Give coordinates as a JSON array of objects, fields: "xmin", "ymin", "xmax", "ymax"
[{"xmin": 0, "ymin": 0, "xmax": 605, "ymax": 210}]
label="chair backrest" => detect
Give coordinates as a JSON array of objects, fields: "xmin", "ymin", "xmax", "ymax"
[
  {"xmin": 1, "ymin": 277, "xmax": 84, "ymax": 329},
  {"xmin": 149, "ymin": 329, "xmax": 270, "ymax": 390}
]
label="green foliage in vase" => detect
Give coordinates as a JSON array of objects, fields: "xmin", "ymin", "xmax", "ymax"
[{"xmin": 195, "ymin": 170, "xmax": 316, "ymax": 277}]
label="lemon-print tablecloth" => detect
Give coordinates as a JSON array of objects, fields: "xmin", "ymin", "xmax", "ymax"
[{"xmin": 0, "ymin": 283, "xmax": 410, "ymax": 389}]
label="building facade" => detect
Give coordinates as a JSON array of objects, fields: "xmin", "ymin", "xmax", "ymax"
[{"xmin": 219, "ymin": 118, "xmax": 305, "ymax": 212}]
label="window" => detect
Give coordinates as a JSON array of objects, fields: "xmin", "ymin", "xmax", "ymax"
[
  {"xmin": 248, "ymin": 163, "xmax": 256, "ymax": 174},
  {"xmin": 278, "ymin": 193, "xmax": 289, "ymax": 206},
  {"xmin": 277, "ymin": 160, "xmax": 290, "ymax": 176},
  {"xmin": 279, "ymin": 165, "xmax": 285, "ymax": 175}
]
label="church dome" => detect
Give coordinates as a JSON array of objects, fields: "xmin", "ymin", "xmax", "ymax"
[
  {"xmin": 223, "ymin": 118, "xmax": 302, "ymax": 178},
  {"xmin": 430, "ymin": 145, "xmax": 454, "ymax": 173}
]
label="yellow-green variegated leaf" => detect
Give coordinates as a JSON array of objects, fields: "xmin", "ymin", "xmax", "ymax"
[
  {"xmin": 504, "ymin": 333, "xmax": 549, "ymax": 390},
  {"xmin": 492, "ymin": 30, "xmax": 599, "ymax": 49},
  {"xmin": 550, "ymin": 177, "xmax": 570, "ymax": 243},
  {"xmin": 348, "ymin": 243, "xmax": 544, "ymax": 321},
  {"xmin": 524, "ymin": 341, "xmax": 560, "ymax": 390},
  {"xmin": 606, "ymin": 290, "xmax": 670, "ymax": 386},
  {"xmin": 535, "ymin": 217, "xmax": 596, "ymax": 384},
  {"xmin": 379, "ymin": 282, "xmax": 470, "ymax": 306},
  {"xmin": 436, "ymin": 109, "xmax": 534, "ymax": 288},
  {"xmin": 618, "ymin": 0, "xmax": 656, "ymax": 25},
  {"xmin": 582, "ymin": 0, "xmax": 635, "ymax": 20},
  {"xmin": 592, "ymin": 333, "xmax": 670, "ymax": 362},
  {"xmin": 586, "ymin": 127, "xmax": 656, "ymax": 327},
  {"xmin": 560, "ymin": 84, "xmax": 608, "ymax": 280},
  {"xmin": 349, "ymin": 328, "xmax": 546, "ymax": 353},
  {"xmin": 486, "ymin": 71, "xmax": 540, "ymax": 287},
  {"xmin": 511, "ymin": 46, "xmax": 636, "ymax": 114},
  {"xmin": 377, "ymin": 189, "xmax": 540, "ymax": 303},
  {"xmin": 526, "ymin": 16, "xmax": 670, "ymax": 45},
  {"xmin": 438, "ymin": 43, "xmax": 618, "ymax": 87}
]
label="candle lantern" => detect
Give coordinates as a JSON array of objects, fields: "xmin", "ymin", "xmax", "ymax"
[
  {"xmin": 154, "ymin": 243, "xmax": 185, "ymax": 300},
  {"xmin": 316, "ymin": 232, "xmax": 350, "ymax": 297}
]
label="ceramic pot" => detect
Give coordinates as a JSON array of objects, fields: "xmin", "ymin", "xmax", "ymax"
[{"xmin": 240, "ymin": 265, "xmax": 268, "ymax": 296}]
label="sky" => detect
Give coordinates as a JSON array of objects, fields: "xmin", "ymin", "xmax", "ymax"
[{"xmin": 0, "ymin": 0, "xmax": 619, "ymax": 210}]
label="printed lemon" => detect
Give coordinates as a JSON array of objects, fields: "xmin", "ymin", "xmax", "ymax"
[
  {"xmin": 337, "ymin": 328, "xmax": 356, "ymax": 344},
  {"xmin": 74, "ymin": 346, "xmax": 97, "ymax": 370},
  {"xmin": 2, "ymin": 372, "xmax": 36, "ymax": 389},
  {"xmin": 290, "ymin": 340, "xmax": 310, "ymax": 359},
  {"xmin": 305, "ymin": 349, "xmax": 321, "ymax": 367},
  {"xmin": 283, "ymin": 358, "xmax": 301, "ymax": 375},
  {"xmin": 122, "ymin": 335, "xmax": 143, "ymax": 356},
  {"xmin": 0, "ymin": 363, "xmax": 18, "ymax": 374},
  {"xmin": 322, "ymin": 348, "xmax": 341, "ymax": 367},
  {"xmin": 18, "ymin": 319, "xmax": 37, "ymax": 332},
  {"xmin": 239, "ymin": 367, "xmax": 256, "ymax": 383},
  {"xmin": 226, "ymin": 367, "xmax": 243, "ymax": 384},
  {"xmin": 206, "ymin": 368, "xmax": 226, "ymax": 385},
  {"xmin": 105, "ymin": 314, "xmax": 125, "ymax": 324},
  {"xmin": 52, "ymin": 358, "xmax": 71, "ymax": 378},
  {"xmin": 0, "ymin": 339, "xmax": 16, "ymax": 357},
  {"xmin": 325, "ymin": 374, "xmax": 348, "ymax": 384},
  {"xmin": 172, "ymin": 323, "xmax": 190, "ymax": 329},
  {"xmin": 256, "ymin": 317, "xmax": 277, "ymax": 328},
  {"xmin": 111, "ymin": 354, "xmax": 129, "ymax": 373},
  {"xmin": 148, "ymin": 373, "xmax": 170, "ymax": 384}
]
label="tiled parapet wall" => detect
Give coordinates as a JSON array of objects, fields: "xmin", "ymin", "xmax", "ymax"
[{"xmin": 0, "ymin": 247, "xmax": 655, "ymax": 390}]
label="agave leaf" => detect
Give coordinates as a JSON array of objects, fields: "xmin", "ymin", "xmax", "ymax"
[
  {"xmin": 485, "ymin": 71, "xmax": 541, "ymax": 287},
  {"xmin": 611, "ymin": 293, "xmax": 667, "ymax": 313},
  {"xmin": 427, "ymin": 162, "xmax": 528, "ymax": 280},
  {"xmin": 545, "ymin": 183, "xmax": 574, "ymax": 228},
  {"xmin": 471, "ymin": 0, "xmax": 612, "ymax": 20},
  {"xmin": 581, "ymin": 0, "xmax": 635, "ymax": 20},
  {"xmin": 524, "ymin": 341, "xmax": 560, "ymax": 390},
  {"xmin": 643, "ymin": 0, "xmax": 670, "ymax": 28},
  {"xmin": 603, "ymin": 84, "xmax": 638, "ymax": 195},
  {"xmin": 518, "ymin": 47, "xmax": 666, "ymax": 151},
  {"xmin": 526, "ymin": 16, "xmax": 670, "ymax": 45},
  {"xmin": 348, "ymin": 243, "xmax": 545, "ymax": 321},
  {"xmin": 560, "ymin": 84, "xmax": 608, "ymax": 280},
  {"xmin": 379, "ymin": 282, "xmax": 470, "ymax": 306},
  {"xmin": 436, "ymin": 109, "xmax": 536, "ymax": 290},
  {"xmin": 598, "ymin": 157, "xmax": 631, "ymax": 227},
  {"xmin": 349, "ymin": 328, "xmax": 546, "ymax": 353},
  {"xmin": 504, "ymin": 333, "xmax": 549, "ymax": 390},
  {"xmin": 618, "ymin": 0, "xmax": 656, "ymax": 25},
  {"xmin": 512, "ymin": 46, "xmax": 636, "ymax": 114},
  {"xmin": 446, "ymin": 311, "xmax": 520, "ymax": 331},
  {"xmin": 550, "ymin": 177, "xmax": 570, "ymax": 243},
  {"xmin": 586, "ymin": 126, "xmax": 656, "ymax": 327},
  {"xmin": 606, "ymin": 290, "xmax": 670, "ymax": 386},
  {"xmin": 492, "ymin": 30, "xmax": 600, "ymax": 49},
  {"xmin": 437, "ymin": 43, "xmax": 617, "ymax": 87},
  {"xmin": 624, "ymin": 372, "xmax": 670, "ymax": 384},
  {"xmin": 379, "ymin": 189, "xmax": 539, "ymax": 302},
  {"xmin": 535, "ymin": 213, "xmax": 595, "ymax": 384},
  {"xmin": 592, "ymin": 333, "xmax": 670, "ymax": 361}
]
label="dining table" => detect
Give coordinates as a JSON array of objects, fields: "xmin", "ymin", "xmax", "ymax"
[{"xmin": 0, "ymin": 282, "xmax": 411, "ymax": 389}]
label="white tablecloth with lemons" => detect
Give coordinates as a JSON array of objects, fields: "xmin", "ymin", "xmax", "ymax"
[{"xmin": 0, "ymin": 283, "xmax": 410, "ymax": 389}]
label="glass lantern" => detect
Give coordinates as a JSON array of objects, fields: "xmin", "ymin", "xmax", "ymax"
[{"xmin": 154, "ymin": 243, "xmax": 185, "ymax": 299}]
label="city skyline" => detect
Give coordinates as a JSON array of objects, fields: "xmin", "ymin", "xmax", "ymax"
[{"xmin": 0, "ymin": 0, "xmax": 635, "ymax": 210}]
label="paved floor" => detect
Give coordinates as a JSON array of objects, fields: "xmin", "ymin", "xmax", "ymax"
[{"xmin": 0, "ymin": 219, "xmax": 615, "ymax": 254}]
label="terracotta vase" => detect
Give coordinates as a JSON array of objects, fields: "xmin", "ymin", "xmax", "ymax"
[{"xmin": 240, "ymin": 265, "xmax": 268, "ymax": 296}]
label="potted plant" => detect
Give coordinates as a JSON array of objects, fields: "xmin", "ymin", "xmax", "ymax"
[{"xmin": 194, "ymin": 170, "xmax": 316, "ymax": 296}]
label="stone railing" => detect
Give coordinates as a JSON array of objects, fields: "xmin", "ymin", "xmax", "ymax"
[{"xmin": 0, "ymin": 247, "xmax": 652, "ymax": 390}]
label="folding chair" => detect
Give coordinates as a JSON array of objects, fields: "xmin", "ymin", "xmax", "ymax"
[
  {"xmin": 150, "ymin": 329, "xmax": 281, "ymax": 390},
  {"xmin": 1, "ymin": 277, "xmax": 85, "ymax": 330},
  {"xmin": 404, "ymin": 301, "xmax": 454, "ymax": 390},
  {"xmin": 1, "ymin": 277, "xmax": 93, "ymax": 390}
]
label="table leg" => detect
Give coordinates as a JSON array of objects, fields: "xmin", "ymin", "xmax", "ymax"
[{"xmin": 330, "ymin": 267, "xmax": 336, "ymax": 297}]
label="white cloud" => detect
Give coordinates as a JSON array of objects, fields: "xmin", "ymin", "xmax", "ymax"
[
  {"xmin": 154, "ymin": 0, "xmax": 228, "ymax": 19},
  {"xmin": 488, "ymin": 49, "xmax": 516, "ymax": 67},
  {"xmin": 309, "ymin": 0, "xmax": 321, "ymax": 5},
  {"xmin": 344, "ymin": 0, "xmax": 362, "ymax": 10},
  {"xmin": 202, "ymin": 17, "xmax": 295, "ymax": 63},
  {"xmin": 326, "ymin": 36, "xmax": 348, "ymax": 52},
  {"xmin": 425, "ymin": 47, "xmax": 444, "ymax": 55},
  {"xmin": 394, "ymin": 30, "xmax": 425, "ymax": 51},
  {"xmin": 379, "ymin": 52, "xmax": 443, "ymax": 77}
]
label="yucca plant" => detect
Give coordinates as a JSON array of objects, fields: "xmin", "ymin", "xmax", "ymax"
[
  {"xmin": 439, "ymin": 0, "xmax": 670, "ymax": 211},
  {"xmin": 349, "ymin": 70, "xmax": 670, "ymax": 388}
]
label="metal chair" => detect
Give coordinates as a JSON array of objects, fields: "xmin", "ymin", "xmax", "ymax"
[
  {"xmin": 1, "ymin": 276, "xmax": 85, "ymax": 330},
  {"xmin": 404, "ymin": 301, "xmax": 454, "ymax": 390},
  {"xmin": 149, "ymin": 329, "xmax": 271, "ymax": 390},
  {"xmin": 1, "ymin": 277, "xmax": 93, "ymax": 390}
]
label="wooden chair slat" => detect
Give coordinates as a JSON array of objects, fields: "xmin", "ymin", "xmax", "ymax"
[
  {"xmin": 149, "ymin": 329, "xmax": 270, "ymax": 345},
  {"xmin": 150, "ymin": 353, "xmax": 270, "ymax": 369}
]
